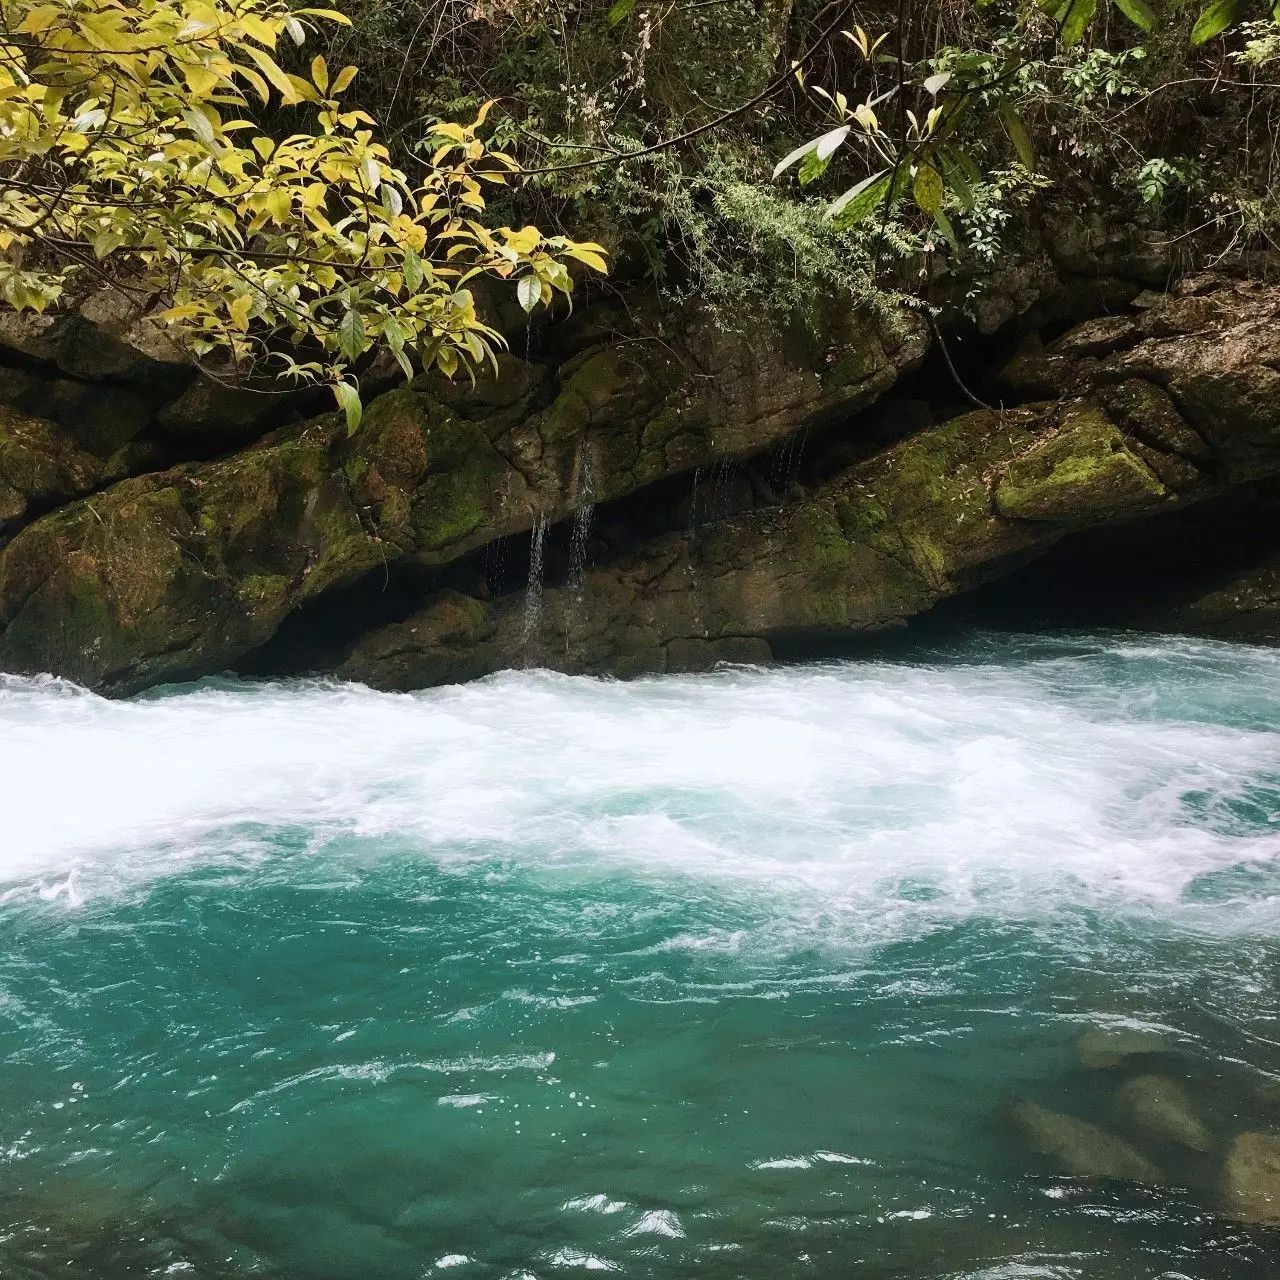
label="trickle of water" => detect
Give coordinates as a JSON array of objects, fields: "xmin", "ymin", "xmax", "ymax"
[
  {"xmin": 771, "ymin": 428, "xmax": 808, "ymax": 506},
  {"xmin": 710, "ymin": 457, "xmax": 732, "ymax": 522},
  {"xmin": 686, "ymin": 465, "xmax": 706, "ymax": 535},
  {"xmin": 568, "ymin": 454, "xmax": 595, "ymax": 595},
  {"xmin": 521, "ymin": 512, "xmax": 549, "ymax": 658},
  {"xmin": 481, "ymin": 532, "xmax": 507, "ymax": 593}
]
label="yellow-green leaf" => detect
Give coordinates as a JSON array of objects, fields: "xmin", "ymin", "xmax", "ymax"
[
  {"xmin": 332, "ymin": 380, "xmax": 362, "ymax": 433},
  {"xmin": 913, "ymin": 160, "xmax": 944, "ymax": 216}
]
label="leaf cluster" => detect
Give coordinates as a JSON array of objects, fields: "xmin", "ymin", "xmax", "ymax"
[{"xmin": 0, "ymin": 0, "xmax": 606, "ymax": 427}]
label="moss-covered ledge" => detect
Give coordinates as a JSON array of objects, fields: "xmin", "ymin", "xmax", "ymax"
[{"xmin": 0, "ymin": 301, "xmax": 924, "ymax": 693}]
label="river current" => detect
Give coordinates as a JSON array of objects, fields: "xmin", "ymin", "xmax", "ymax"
[{"xmin": 1, "ymin": 631, "xmax": 1279, "ymax": 1278}]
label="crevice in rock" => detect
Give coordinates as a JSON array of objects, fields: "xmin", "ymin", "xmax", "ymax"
[{"xmin": 923, "ymin": 478, "xmax": 1280, "ymax": 639}]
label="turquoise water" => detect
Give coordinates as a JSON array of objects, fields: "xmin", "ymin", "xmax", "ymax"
[{"xmin": 2, "ymin": 632, "xmax": 1280, "ymax": 1278}]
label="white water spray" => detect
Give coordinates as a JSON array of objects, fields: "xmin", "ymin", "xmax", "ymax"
[{"xmin": 1, "ymin": 634, "xmax": 1279, "ymax": 941}]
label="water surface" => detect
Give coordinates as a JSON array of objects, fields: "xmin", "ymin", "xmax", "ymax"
[{"xmin": 2, "ymin": 632, "xmax": 1279, "ymax": 1278}]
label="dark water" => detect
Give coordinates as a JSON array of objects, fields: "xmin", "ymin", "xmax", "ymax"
[{"xmin": 2, "ymin": 632, "xmax": 1280, "ymax": 1278}]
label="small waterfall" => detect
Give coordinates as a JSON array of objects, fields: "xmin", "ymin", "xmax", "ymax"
[
  {"xmin": 481, "ymin": 534, "xmax": 507, "ymax": 594},
  {"xmin": 568, "ymin": 504, "xmax": 594, "ymax": 594},
  {"xmin": 708, "ymin": 457, "xmax": 737, "ymax": 523},
  {"xmin": 691, "ymin": 459, "xmax": 731, "ymax": 529},
  {"xmin": 521, "ymin": 512, "xmax": 549, "ymax": 660},
  {"xmin": 559, "ymin": 451, "xmax": 596, "ymax": 662}
]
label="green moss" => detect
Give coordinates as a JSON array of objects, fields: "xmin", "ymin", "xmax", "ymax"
[
  {"xmin": 423, "ymin": 590, "xmax": 489, "ymax": 646},
  {"xmin": 537, "ymin": 386, "xmax": 590, "ymax": 446},
  {"xmin": 414, "ymin": 465, "xmax": 491, "ymax": 550},
  {"xmin": 822, "ymin": 341, "xmax": 882, "ymax": 393},
  {"xmin": 237, "ymin": 573, "xmax": 290, "ymax": 603},
  {"xmin": 902, "ymin": 533, "xmax": 947, "ymax": 586},
  {"xmin": 63, "ymin": 564, "xmax": 114, "ymax": 636},
  {"xmin": 564, "ymin": 349, "xmax": 637, "ymax": 404},
  {"xmin": 834, "ymin": 492, "xmax": 887, "ymax": 540},
  {"xmin": 995, "ymin": 407, "xmax": 1167, "ymax": 522},
  {"xmin": 791, "ymin": 505, "xmax": 855, "ymax": 628}
]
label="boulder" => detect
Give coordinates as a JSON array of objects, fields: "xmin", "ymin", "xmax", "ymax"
[
  {"xmin": 337, "ymin": 283, "xmax": 1280, "ymax": 690},
  {"xmin": 1112, "ymin": 1074, "xmax": 1212, "ymax": 1153},
  {"xmin": 1222, "ymin": 1131, "xmax": 1280, "ymax": 1224},
  {"xmin": 1126, "ymin": 548, "xmax": 1280, "ymax": 644},
  {"xmin": 0, "ymin": 406, "xmax": 112, "ymax": 534},
  {"xmin": 7, "ymin": 276, "xmax": 1280, "ymax": 695},
  {"xmin": 337, "ymin": 399, "xmax": 1188, "ymax": 688},
  {"xmin": 993, "ymin": 404, "xmax": 1167, "ymax": 523},
  {"xmin": 154, "ymin": 375, "xmax": 302, "ymax": 449},
  {"xmin": 1002, "ymin": 278, "xmax": 1280, "ymax": 485},
  {"xmin": 1077, "ymin": 1027, "xmax": 1167, "ymax": 1071},
  {"xmin": 1009, "ymin": 1099, "xmax": 1163, "ymax": 1183}
]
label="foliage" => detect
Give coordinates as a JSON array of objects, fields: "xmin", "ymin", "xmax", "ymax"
[
  {"xmin": 773, "ymin": 0, "xmax": 1278, "ymax": 238},
  {"xmin": 762, "ymin": 0, "xmax": 1280, "ymax": 289},
  {"xmin": 1235, "ymin": 17, "xmax": 1280, "ymax": 61},
  {"xmin": 0, "ymin": 0, "xmax": 606, "ymax": 427}
]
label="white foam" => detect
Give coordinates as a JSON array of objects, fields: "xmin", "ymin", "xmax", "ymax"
[
  {"xmin": 1, "ymin": 635, "xmax": 1278, "ymax": 943},
  {"xmin": 623, "ymin": 1209, "xmax": 684, "ymax": 1238},
  {"xmin": 561, "ymin": 1194, "xmax": 629, "ymax": 1215},
  {"xmin": 544, "ymin": 1248, "xmax": 619, "ymax": 1270}
]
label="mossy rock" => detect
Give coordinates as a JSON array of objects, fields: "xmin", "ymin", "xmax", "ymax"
[
  {"xmin": 995, "ymin": 405, "xmax": 1167, "ymax": 522},
  {"xmin": 0, "ymin": 405, "xmax": 108, "ymax": 532}
]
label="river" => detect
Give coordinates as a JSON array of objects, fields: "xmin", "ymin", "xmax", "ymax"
[{"xmin": 1, "ymin": 631, "xmax": 1278, "ymax": 1277}]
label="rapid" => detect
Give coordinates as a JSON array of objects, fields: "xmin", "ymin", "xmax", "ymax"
[{"xmin": 1, "ymin": 631, "xmax": 1279, "ymax": 1278}]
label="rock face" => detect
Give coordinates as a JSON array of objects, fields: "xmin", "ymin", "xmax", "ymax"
[
  {"xmin": 0, "ymin": 302, "xmax": 924, "ymax": 692},
  {"xmin": 1123, "ymin": 545, "xmax": 1280, "ymax": 644},
  {"xmin": 0, "ymin": 405, "xmax": 112, "ymax": 533},
  {"xmin": 1001, "ymin": 276, "xmax": 1280, "ymax": 489},
  {"xmin": 1, "ymin": 276, "xmax": 1280, "ymax": 694},
  {"xmin": 334, "ymin": 404, "xmax": 1088, "ymax": 686}
]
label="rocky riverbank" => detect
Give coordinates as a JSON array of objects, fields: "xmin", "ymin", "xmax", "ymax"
[{"xmin": 1, "ymin": 261, "xmax": 1279, "ymax": 694}]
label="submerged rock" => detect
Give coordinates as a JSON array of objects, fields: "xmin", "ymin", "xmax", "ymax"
[
  {"xmin": 1009, "ymin": 1098, "xmax": 1164, "ymax": 1183},
  {"xmin": 1112, "ymin": 1074, "xmax": 1212, "ymax": 1153},
  {"xmin": 1076, "ymin": 1027, "xmax": 1167, "ymax": 1070},
  {"xmin": 1222, "ymin": 1131, "xmax": 1280, "ymax": 1224}
]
